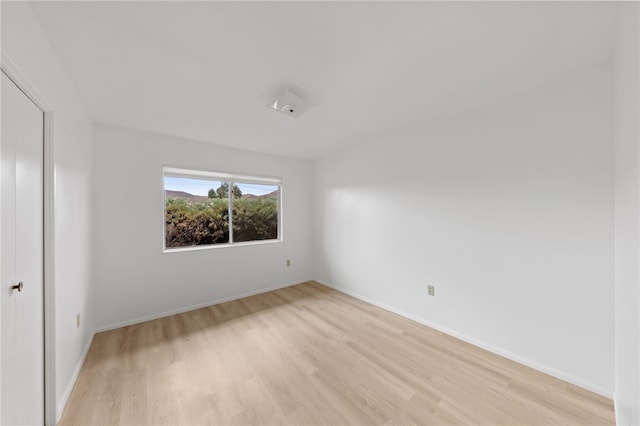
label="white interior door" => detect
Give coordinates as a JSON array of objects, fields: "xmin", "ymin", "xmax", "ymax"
[{"xmin": 1, "ymin": 71, "xmax": 45, "ymax": 425}]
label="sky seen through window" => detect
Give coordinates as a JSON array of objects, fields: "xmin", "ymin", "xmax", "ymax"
[{"xmin": 164, "ymin": 176, "xmax": 277, "ymax": 197}]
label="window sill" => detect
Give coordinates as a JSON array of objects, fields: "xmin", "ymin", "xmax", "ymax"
[{"xmin": 163, "ymin": 239, "xmax": 282, "ymax": 254}]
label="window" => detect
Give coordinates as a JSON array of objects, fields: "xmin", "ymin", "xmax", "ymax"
[{"xmin": 163, "ymin": 167, "xmax": 281, "ymax": 250}]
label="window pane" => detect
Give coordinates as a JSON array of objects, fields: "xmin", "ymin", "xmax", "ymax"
[
  {"xmin": 164, "ymin": 176, "xmax": 230, "ymax": 248},
  {"xmin": 232, "ymin": 183, "xmax": 279, "ymax": 243}
]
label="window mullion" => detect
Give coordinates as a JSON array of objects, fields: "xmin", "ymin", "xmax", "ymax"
[{"xmin": 228, "ymin": 180, "xmax": 234, "ymax": 244}]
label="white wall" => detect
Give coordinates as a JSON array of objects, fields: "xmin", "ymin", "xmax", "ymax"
[
  {"xmin": 1, "ymin": 2, "xmax": 624, "ymax": 422},
  {"xmin": 614, "ymin": 3, "xmax": 640, "ymax": 425},
  {"xmin": 1, "ymin": 1, "xmax": 94, "ymax": 419},
  {"xmin": 313, "ymin": 65, "xmax": 615, "ymax": 397},
  {"xmin": 92, "ymin": 124, "xmax": 312, "ymax": 330}
]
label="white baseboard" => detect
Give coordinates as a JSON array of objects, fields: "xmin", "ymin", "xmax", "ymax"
[
  {"xmin": 95, "ymin": 279, "xmax": 311, "ymax": 333},
  {"xmin": 314, "ymin": 279, "xmax": 613, "ymax": 400},
  {"xmin": 57, "ymin": 331, "xmax": 95, "ymax": 422},
  {"xmin": 613, "ymin": 393, "xmax": 632, "ymax": 426}
]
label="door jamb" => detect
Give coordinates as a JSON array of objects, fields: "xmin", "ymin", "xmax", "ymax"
[{"xmin": 1, "ymin": 51, "xmax": 56, "ymax": 426}]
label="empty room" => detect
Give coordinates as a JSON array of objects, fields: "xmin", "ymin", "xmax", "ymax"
[{"xmin": 1, "ymin": 1, "xmax": 639, "ymax": 425}]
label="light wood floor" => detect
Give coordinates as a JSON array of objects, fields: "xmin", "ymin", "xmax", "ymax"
[{"xmin": 59, "ymin": 282, "xmax": 614, "ymax": 426}]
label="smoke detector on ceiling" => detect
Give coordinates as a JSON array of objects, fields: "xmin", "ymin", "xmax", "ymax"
[{"xmin": 267, "ymin": 89, "xmax": 312, "ymax": 118}]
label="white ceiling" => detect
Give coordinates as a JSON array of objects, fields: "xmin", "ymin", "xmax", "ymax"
[{"xmin": 30, "ymin": 1, "xmax": 616, "ymax": 159}]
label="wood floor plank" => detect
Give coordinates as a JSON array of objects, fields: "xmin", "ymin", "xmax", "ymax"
[{"xmin": 59, "ymin": 282, "xmax": 615, "ymax": 425}]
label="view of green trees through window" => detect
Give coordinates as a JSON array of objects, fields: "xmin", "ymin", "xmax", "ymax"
[{"xmin": 164, "ymin": 174, "xmax": 279, "ymax": 249}]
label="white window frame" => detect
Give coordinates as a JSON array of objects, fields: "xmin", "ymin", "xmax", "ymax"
[{"xmin": 162, "ymin": 166, "xmax": 282, "ymax": 252}]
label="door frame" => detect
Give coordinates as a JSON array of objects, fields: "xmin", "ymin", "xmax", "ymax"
[{"xmin": 1, "ymin": 51, "xmax": 56, "ymax": 426}]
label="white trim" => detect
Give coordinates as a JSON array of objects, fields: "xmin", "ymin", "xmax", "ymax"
[
  {"xmin": 614, "ymin": 393, "xmax": 622, "ymax": 426},
  {"xmin": 163, "ymin": 166, "xmax": 282, "ymax": 185},
  {"xmin": 0, "ymin": 40, "xmax": 4, "ymax": 426},
  {"xmin": 228, "ymin": 177, "xmax": 234, "ymax": 244},
  {"xmin": 95, "ymin": 279, "xmax": 311, "ymax": 333},
  {"xmin": 56, "ymin": 332, "xmax": 94, "ymax": 423},
  {"xmin": 314, "ymin": 279, "xmax": 614, "ymax": 400},
  {"xmin": 163, "ymin": 238, "xmax": 282, "ymax": 254},
  {"xmin": 1, "ymin": 53, "xmax": 56, "ymax": 426},
  {"xmin": 0, "ymin": 53, "xmax": 51, "ymax": 111},
  {"xmin": 277, "ymin": 182, "xmax": 283, "ymax": 241},
  {"xmin": 43, "ymin": 109, "xmax": 56, "ymax": 426}
]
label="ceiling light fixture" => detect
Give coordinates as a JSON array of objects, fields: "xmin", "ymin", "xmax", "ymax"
[{"xmin": 267, "ymin": 89, "xmax": 312, "ymax": 118}]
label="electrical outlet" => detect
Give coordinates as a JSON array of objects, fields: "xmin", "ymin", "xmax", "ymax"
[
  {"xmin": 76, "ymin": 313, "xmax": 81, "ymax": 328},
  {"xmin": 427, "ymin": 285, "xmax": 435, "ymax": 296},
  {"xmin": 286, "ymin": 259, "xmax": 291, "ymax": 267}
]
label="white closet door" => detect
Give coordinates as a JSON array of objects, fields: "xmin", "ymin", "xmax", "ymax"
[{"xmin": 1, "ymin": 71, "xmax": 45, "ymax": 425}]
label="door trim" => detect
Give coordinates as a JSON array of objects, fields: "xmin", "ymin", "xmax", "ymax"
[{"xmin": 1, "ymin": 52, "xmax": 56, "ymax": 426}]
